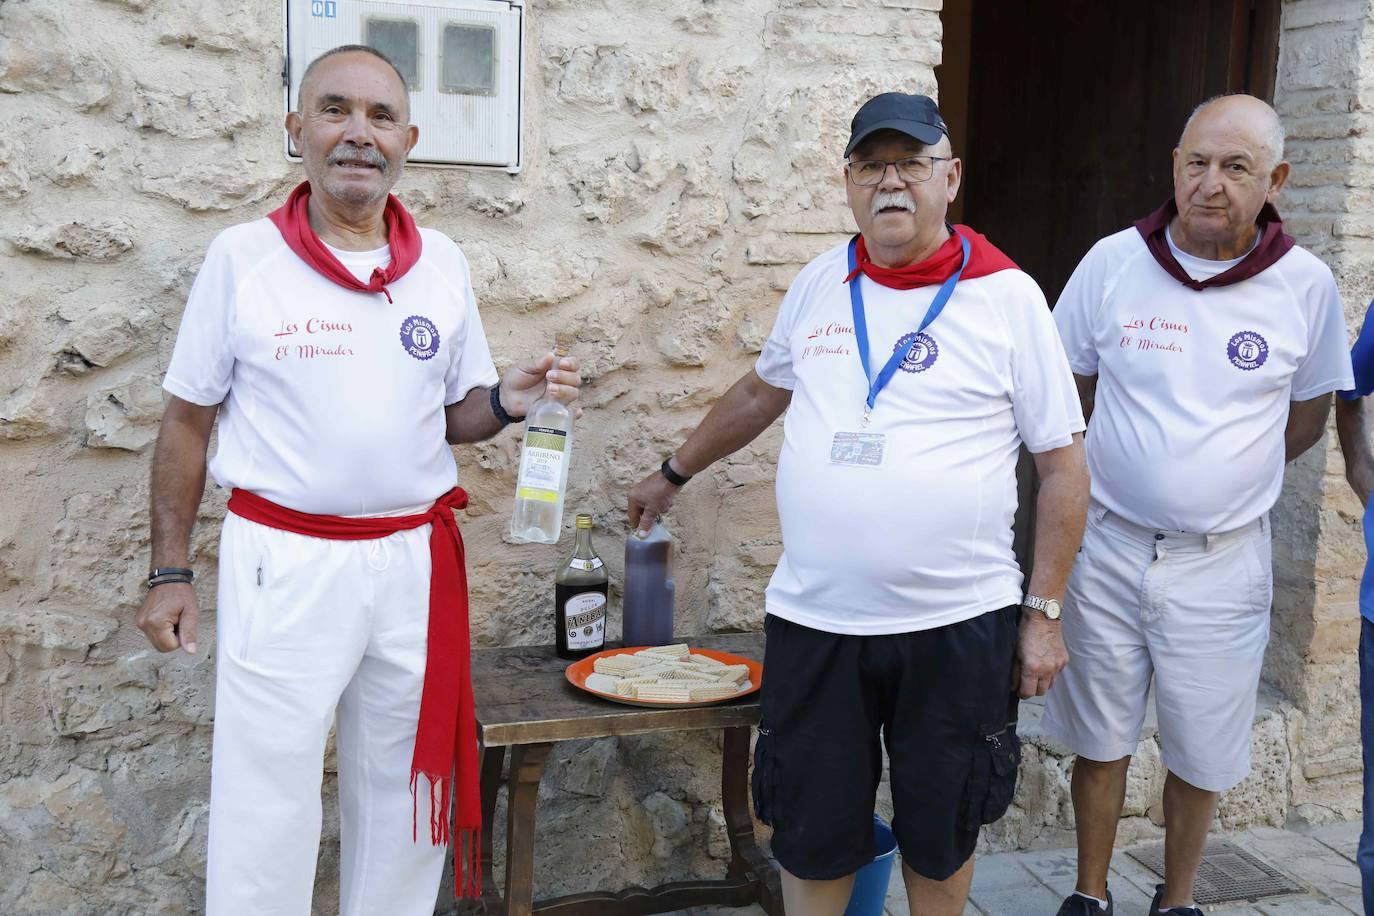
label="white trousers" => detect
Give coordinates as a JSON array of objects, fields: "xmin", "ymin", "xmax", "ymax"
[{"xmin": 205, "ymin": 513, "xmax": 447, "ymax": 916}]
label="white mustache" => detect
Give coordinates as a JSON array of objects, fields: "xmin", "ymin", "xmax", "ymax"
[
  {"xmin": 871, "ymin": 192, "xmax": 915, "ymax": 217},
  {"xmin": 327, "ymin": 146, "xmax": 388, "ymax": 171}
]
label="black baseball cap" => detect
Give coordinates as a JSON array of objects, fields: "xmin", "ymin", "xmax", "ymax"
[{"xmin": 844, "ymin": 93, "xmax": 949, "ymax": 157}]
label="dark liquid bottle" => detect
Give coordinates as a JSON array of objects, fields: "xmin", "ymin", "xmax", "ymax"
[{"xmin": 555, "ymin": 514, "xmax": 608, "ymax": 660}]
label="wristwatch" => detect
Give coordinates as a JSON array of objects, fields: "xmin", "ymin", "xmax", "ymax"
[{"xmin": 1021, "ymin": 594, "xmax": 1062, "ymax": 621}]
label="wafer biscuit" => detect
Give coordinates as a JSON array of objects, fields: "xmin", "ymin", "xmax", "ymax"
[
  {"xmin": 715, "ymin": 665, "xmax": 749, "ymax": 685},
  {"xmin": 688, "ymin": 683, "xmax": 742, "ymax": 701},
  {"xmin": 593, "ymin": 654, "xmax": 650, "ymax": 675},
  {"xmin": 662, "ymin": 667, "xmax": 718, "ymax": 682},
  {"xmin": 637, "ymin": 643, "xmax": 690, "ymax": 659},
  {"xmin": 635, "ymin": 683, "xmax": 694, "ymax": 702}
]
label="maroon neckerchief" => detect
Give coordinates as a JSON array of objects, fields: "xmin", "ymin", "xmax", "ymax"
[
  {"xmin": 266, "ymin": 181, "xmax": 422, "ymax": 304},
  {"xmin": 226, "ymin": 486, "xmax": 483, "ymax": 899},
  {"xmin": 1134, "ymin": 199, "xmax": 1295, "ymax": 290},
  {"xmin": 843, "ymin": 224, "xmax": 1021, "ymax": 289}
]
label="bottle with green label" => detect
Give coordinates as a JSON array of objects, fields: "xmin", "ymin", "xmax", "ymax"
[
  {"xmin": 555, "ymin": 514, "xmax": 608, "ymax": 659},
  {"xmin": 511, "ymin": 334, "xmax": 574, "ymax": 544}
]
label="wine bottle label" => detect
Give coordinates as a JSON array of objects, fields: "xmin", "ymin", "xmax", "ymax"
[
  {"xmin": 568, "ymin": 557, "xmax": 604, "ymax": 572},
  {"xmin": 516, "ymin": 426, "xmax": 567, "ymax": 502},
  {"xmin": 564, "ymin": 592, "xmax": 607, "ymax": 649}
]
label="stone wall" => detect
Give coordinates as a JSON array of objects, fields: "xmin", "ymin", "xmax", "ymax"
[
  {"xmin": 1264, "ymin": 0, "xmax": 1374, "ymax": 824},
  {"xmin": 0, "ymin": 1, "xmax": 944, "ymax": 913},
  {"xmin": 4, "ymin": 1, "xmax": 1373, "ymax": 913}
]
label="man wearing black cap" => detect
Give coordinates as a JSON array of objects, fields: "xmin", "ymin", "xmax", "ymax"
[{"xmin": 629, "ymin": 93, "xmax": 1089, "ymax": 914}]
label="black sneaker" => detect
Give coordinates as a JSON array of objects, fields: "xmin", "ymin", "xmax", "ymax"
[
  {"xmin": 1148, "ymin": 883, "xmax": 1202, "ymax": 916},
  {"xmin": 1055, "ymin": 889, "xmax": 1114, "ymax": 915}
]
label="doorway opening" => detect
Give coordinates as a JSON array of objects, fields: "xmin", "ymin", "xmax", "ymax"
[{"xmin": 937, "ymin": 0, "xmax": 1281, "ymax": 302}]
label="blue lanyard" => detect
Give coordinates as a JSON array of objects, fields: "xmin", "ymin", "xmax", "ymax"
[{"xmin": 847, "ymin": 231, "xmax": 970, "ymax": 421}]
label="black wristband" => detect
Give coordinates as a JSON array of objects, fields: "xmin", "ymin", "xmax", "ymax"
[
  {"xmin": 490, "ymin": 385, "xmax": 524, "ymax": 427},
  {"xmin": 148, "ymin": 576, "xmax": 194, "ymax": 589},
  {"xmin": 148, "ymin": 567, "xmax": 194, "ymax": 588},
  {"xmin": 660, "ymin": 458, "xmax": 692, "ymax": 487}
]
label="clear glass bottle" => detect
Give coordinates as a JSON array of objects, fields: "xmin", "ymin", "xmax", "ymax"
[
  {"xmin": 555, "ymin": 514, "xmax": 609, "ymax": 660},
  {"xmin": 511, "ymin": 334, "xmax": 574, "ymax": 544}
]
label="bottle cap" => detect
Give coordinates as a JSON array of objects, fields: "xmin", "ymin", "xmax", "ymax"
[
  {"xmin": 553, "ymin": 332, "xmax": 574, "ymax": 358},
  {"xmin": 575, "ymin": 514, "xmax": 593, "ymax": 529}
]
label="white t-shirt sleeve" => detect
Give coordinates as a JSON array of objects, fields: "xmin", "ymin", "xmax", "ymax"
[
  {"xmin": 1291, "ymin": 268, "xmax": 1356, "ymax": 400},
  {"xmin": 1008, "ymin": 275, "xmax": 1088, "ymax": 453},
  {"xmin": 754, "ymin": 280, "xmax": 804, "ymax": 390},
  {"xmin": 163, "ymin": 234, "xmax": 237, "ymax": 407},
  {"xmin": 1052, "ymin": 243, "xmax": 1109, "ymax": 377},
  {"xmin": 444, "ymin": 251, "xmax": 500, "ymax": 405}
]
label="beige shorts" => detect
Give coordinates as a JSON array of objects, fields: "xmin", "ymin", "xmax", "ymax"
[{"xmin": 1043, "ymin": 502, "xmax": 1272, "ymax": 792}]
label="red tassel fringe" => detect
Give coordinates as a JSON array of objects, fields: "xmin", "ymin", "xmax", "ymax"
[{"xmin": 411, "ymin": 771, "xmax": 481, "ymax": 900}]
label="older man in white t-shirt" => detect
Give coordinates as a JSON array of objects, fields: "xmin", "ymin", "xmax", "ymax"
[
  {"xmin": 134, "ymin": 46, "xmax": 581, "ymax": 915},
  {"xmin": 1046, "ymin": 94, "xmax": 1353, "ymax": 916},
  {"xmin": 629, "ymin": 92, "xmax": 1089, "ymax": 916}
]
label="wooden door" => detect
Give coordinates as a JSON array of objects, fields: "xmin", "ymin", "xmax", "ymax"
[{"xmin": 958, "ymin": 0, "xmax": 1280, "ymax": 303}]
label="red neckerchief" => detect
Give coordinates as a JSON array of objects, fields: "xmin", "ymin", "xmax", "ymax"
[
  {"xmin": 266, "ymin": 181, "xmax": 422, "ymax": 304},
  {"xmin": 843, "ymin": 224, "xmax": 1020, "ymax": 289},
  {"xmin": 226, "ymin": 487, "xmax": 482, "ymax": 899},
  {"xmin": 1134, "ymin": 199, "xmax": 1295, "ymax": 290}
]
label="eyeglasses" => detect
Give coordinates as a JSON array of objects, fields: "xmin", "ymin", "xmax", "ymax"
[{"xmin": 846, "ymin": 155, "xmax": 950, "ymax": 186}]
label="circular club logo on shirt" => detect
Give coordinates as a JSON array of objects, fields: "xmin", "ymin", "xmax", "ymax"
[
  {"xmin": 895, "ymin": 332, "xmax": 939, "ymax": 373},
  {"xmin": 1226, "ymin": 330, "xmax": 1268, "ymax": 371},
  {"xmin": 399, "ymin": 315, "xmax": 440, "ymax": 361}
]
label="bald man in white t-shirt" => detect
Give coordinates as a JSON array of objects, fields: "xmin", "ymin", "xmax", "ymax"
[
  {"xmin": 134, "ymin": 46, "xmax": 581, "ymax": 915},
  {"xmin": 1047, "ymin": 95, "xmax": 1354, "ymax": 916}
]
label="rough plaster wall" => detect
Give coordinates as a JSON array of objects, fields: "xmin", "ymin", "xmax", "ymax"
[
  {"xmin": 0, "ymin": 0, "xmax": 944, "ymax": 913},
  {"xmin": 1265, "ymin": 0, "xmax": 1374, "ymax": 825}
]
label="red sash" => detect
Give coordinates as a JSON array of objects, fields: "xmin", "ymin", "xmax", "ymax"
[{"xmin": 226, "ymin": 486, "xmax": 482, "ymax": 899}]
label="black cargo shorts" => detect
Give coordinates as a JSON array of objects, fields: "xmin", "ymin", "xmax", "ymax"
[{"xmin": 751, "ymin": 607, "xmax": 1022, "ymax": 881}]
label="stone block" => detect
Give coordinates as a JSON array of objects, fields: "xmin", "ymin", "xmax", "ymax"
[
  {"xmin": 0, "ymin": 607, "xmax": 117, "ymax": 651},
  {"xmin": 9, "ymin": 217, "xmax": 136, "ymax": 260},
  {"xmin": 46, "ymin": 660, "xmax": 159, "ymax": 736},
  {"xmin": 85, "ymin": 377, "xmax": 164, "ymax": 451},
  {"xmin": 0, "ymin": 6, "xmax": 115, "ymax": 111},
  {"xmin": 1282, "ymin": 0, "xmax": 1371, "ymax": 31},
  {"xmin": 129, "ymin": 82, "xmax": 257, "ymax": 140},
  {"xmin": 642, "ymin": 790, "xmax": 690, "ymax": 858},
  {"xmin": 1281, "ymin": 30, "xmax": 1363, "ymax": 92},
  {"xmin": 139, "ymin": 154, "xmax": 278, "ymax": 212},
  {"xmin": 0, "ymin": 379, "xmax": 63, "ymax": 441},
  {"xmin": 0, "ymin": 134, "xmax": 29, "ymax": 200},
  {"xmin": 156, "ymin": 5, "xmax": 271, "ymax": 54}
]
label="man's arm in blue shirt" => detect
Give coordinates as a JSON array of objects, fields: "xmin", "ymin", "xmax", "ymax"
[{"xmin": 1337, "ymin": 302, "xmax": 1374, "ymax": 506}]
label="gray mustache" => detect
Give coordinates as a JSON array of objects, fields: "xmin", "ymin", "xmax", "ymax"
[
  {"xmin": 326, "ymin": 146, "xmax": 388, "ymax": 171},
  {"xmin": 871, "ymin": 192, "xmax": 915, "ymax": 217}
]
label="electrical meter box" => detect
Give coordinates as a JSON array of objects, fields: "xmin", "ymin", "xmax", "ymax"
[{"xmin": 286, "ymin": 0, "xmax": 524, "ymax": 171}]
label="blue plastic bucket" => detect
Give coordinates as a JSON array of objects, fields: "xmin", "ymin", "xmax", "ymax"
[{"xmin": 845, "ymin": 815, "xmax": 898, "ymax": 916}]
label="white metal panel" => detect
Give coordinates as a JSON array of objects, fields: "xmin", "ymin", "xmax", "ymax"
[{"xmin": 286, "ymin": 0, "xmax": 523, "ymax": 171}]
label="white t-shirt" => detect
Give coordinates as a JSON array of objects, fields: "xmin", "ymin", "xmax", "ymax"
[
  {"xmin": 163, "ymin": 219, "xmax": 500, "ymax": 516},
  {"xmin": 754, "ymin": 242, "xmax": 1086, "ymax": 635},
  {"xmin": 1054, "ymin": 227, "xmax": 1354, "ymax": 533}
]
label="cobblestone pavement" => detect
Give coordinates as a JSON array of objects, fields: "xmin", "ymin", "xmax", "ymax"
[{"xmin": 682, "ymin": 820, "xmax": 1366, "ymax": 915}]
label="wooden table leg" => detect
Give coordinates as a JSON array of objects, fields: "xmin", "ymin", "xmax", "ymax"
[
  {"xmin": 723, "ymin": 726, "xmax": 784, "ymax": 915},
  {"xmin": 478, "ymin": 743, "xmax": 507, "ymax": 910},
  {"xmin": 504, "ymin": 742, "xmax": 553, "ymax": 916}
]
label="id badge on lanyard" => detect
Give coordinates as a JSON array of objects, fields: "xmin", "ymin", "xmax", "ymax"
[{"xmin": 829, "ymin": 231, "xmax": 970, "ymax": 469}]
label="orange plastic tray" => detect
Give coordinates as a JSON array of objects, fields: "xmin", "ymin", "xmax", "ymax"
[{"xmin": 565, "ymin": 646, "xmax": 763, "ymax": 708}]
